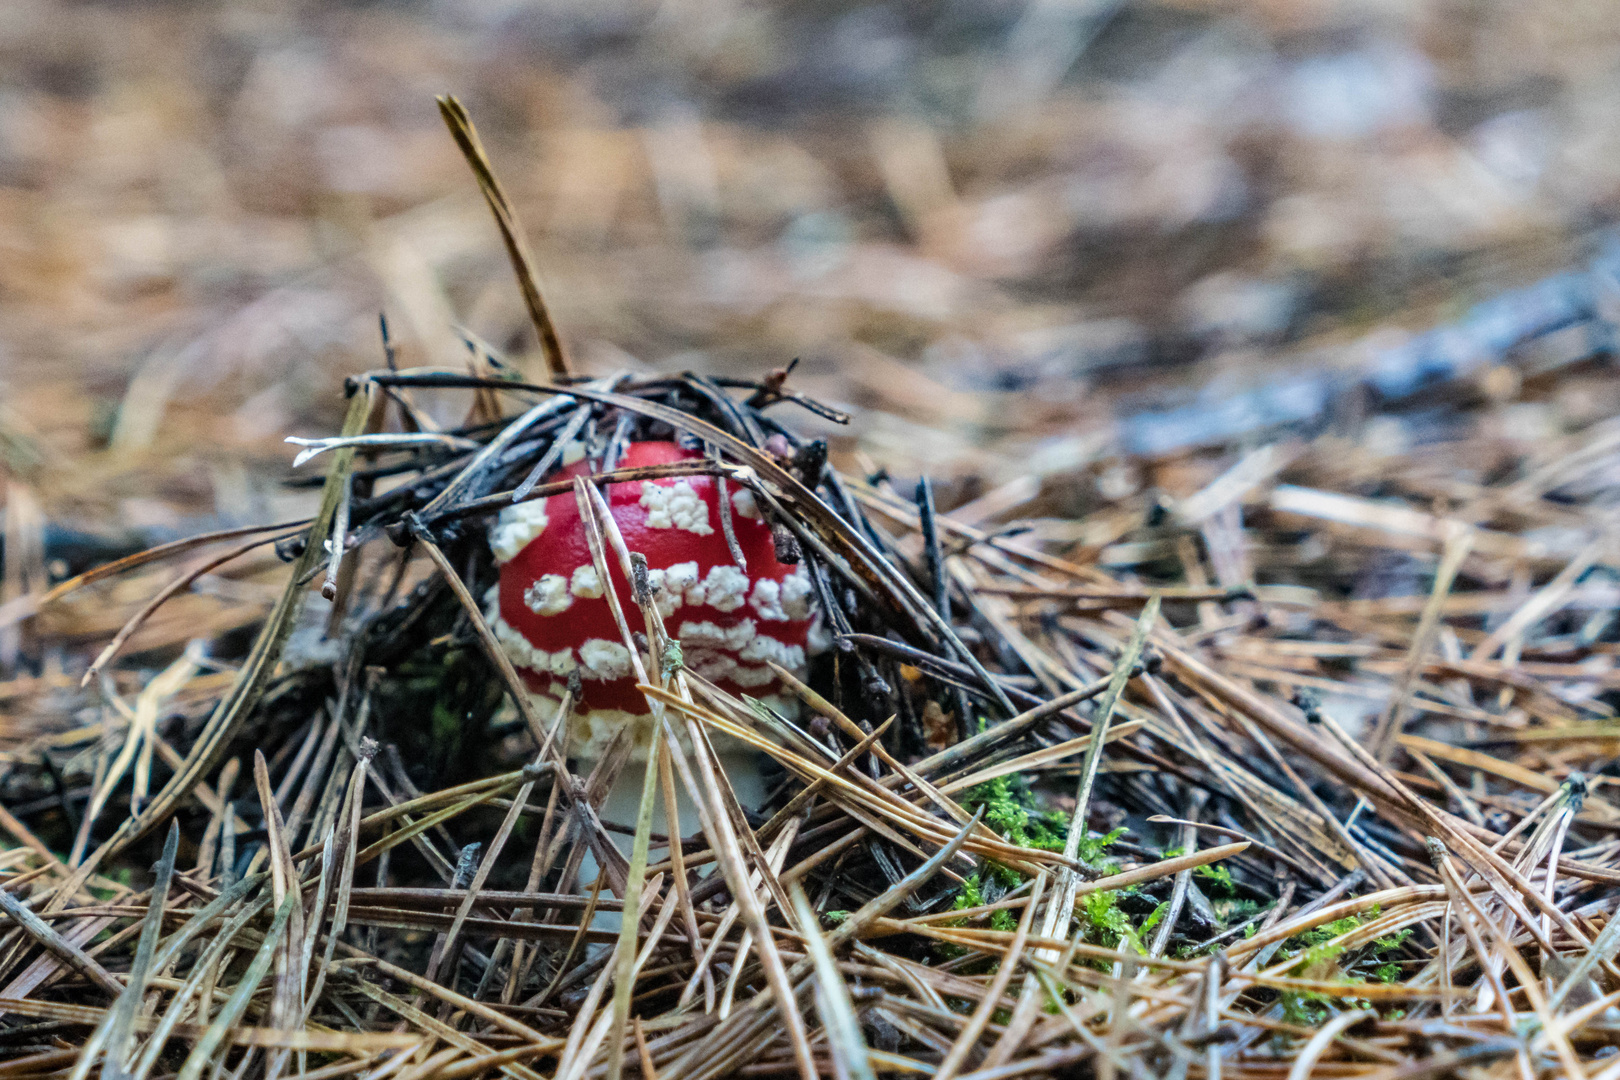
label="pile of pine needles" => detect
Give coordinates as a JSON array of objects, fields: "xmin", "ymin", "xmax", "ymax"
[{"xmin": 5, "ymin": 99, "xmax": 1620, "ymax": 1080}]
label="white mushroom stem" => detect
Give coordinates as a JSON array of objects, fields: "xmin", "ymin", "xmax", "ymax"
[
  {"xmin": 590, "ymin": 748, "xmax": 768, "ymax": 856},
  {"xmin": 569, "ymin": 477, "xmax": 770, "ymax": 891}
]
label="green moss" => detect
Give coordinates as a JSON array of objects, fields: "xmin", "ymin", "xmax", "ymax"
[
  {"xmin": 953, "ymin": 874, "xmax": 986, "ymax": 913},
  {"xmin": 1138, "ymin": 901, "xmax": 1170, "ymax": 940},
  {"xmin": 1372, "ymin": 928, "xmax": 1413, "ymax": 953},
  {"xmin": 431, "ymin": 700, "xmax": 461, "ymax": 744},
  {"xmin": 660, "ymin": 640, "xmax": 684, "ymax": 678},
  {"xmin": 946, "ymin": 871, "xmax": 1021, "ymax": 934},
  {"xmin": 1289, "ymin": 925, "xmax": 1360, "ymax": 974},
  {"xmin": 962, "ymin": 775, "xmax": 1067, "ymax": 851},
  {"xmin": 1081, "ymin": 889, "xmax": 1140, "ymax": 954},
  {"xmin": 1282, "ymin": 906, "xmax": 1409, "ymax": 981},
  {"xmin": 382, "ymin": 642, "xmax": 506, "ymax": 782},
  {"xmin": 991, "ymin": 861, "xmax": 1027, "ymax": 889},
  {"xmin": 1287, "ymin": 912, "xmax": 1366, "ymax": 970},
  {"xmin": 1077, "ymin": 826, "xmax": 1127, "ymax": 866},
  {"xmin": 1195, "ymin": 862, "xmax": 1235, "ymax": 897},
  {"xmin": 1280, "ymin": 991, "xmax": 1330, "ymax": 1027}
]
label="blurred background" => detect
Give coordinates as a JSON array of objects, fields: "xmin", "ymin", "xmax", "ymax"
[{"xmin": 2, "ymin": 0, "xmax": 1619, "ymax": 539}]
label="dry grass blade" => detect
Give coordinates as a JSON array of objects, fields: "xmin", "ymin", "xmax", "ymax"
[
  {"xmin": 436, "ymin": 96, "xmax": 571, "ymax": 381},
  {"xmin": 24, "ymin": 520, "xmax": 307, "ymax": 615},
  {"xmin": 0, "ymin": 884, "xmax": 123, "ymax": 999},
  {"xmin": 1549, "ymin": 900, "xmax": 1620, "ymax": 1012},
  {"xmin": 789, "ymin": 881, "xmax": 877, "ymax": 1080},
  {"xmin": 80, "ymin": 648, "xmax": 202, "ymax": 845},
  {"xmin": 79, "ymin": 533, "xmax": 283, "ymax": 687},
  {"xmin": 173, "ymin": 894, "xmax": 297, "ymax": 1080},
  {"xmin": 933, "ymin": 873, "xmax": 1045, "ymax": 1080},
  {"xmin": 92, "ymin": 821, "xmax": 179, "ymax": 1080},
  {"xmin": 606, "ymin": 731, "xmax": 664, "ymax": 1080},
  {"xmin": 1041, "ymin": 595, "xmax": 1159, "ymax": 966},
  {"xmin": 1369, "ymin": 526, "xmax": 1474, "ymax": 761},
  {"xmin": 131, "ymin": 895, "xmax": 271, "ymax": 1080}
]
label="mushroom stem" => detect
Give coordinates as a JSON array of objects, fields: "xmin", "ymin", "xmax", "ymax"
[{"xmin": 565, "ymin": 475, "xmax": 765, "ymax": 920}]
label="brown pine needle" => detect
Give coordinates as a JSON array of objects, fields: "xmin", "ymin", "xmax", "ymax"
[{"xmin": 437, "ymin": 95, "xmax": 571, "ymax": 381}]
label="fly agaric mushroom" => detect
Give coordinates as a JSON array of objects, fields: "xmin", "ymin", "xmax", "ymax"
[{"xmin": 486, "ymin": 440, "xmax": 817, "ymax": 764}]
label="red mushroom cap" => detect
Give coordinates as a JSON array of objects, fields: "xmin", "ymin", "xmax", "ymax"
[{"xmin": 487, "ymin": 440, "xmax": 817, "ymax": 758}]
